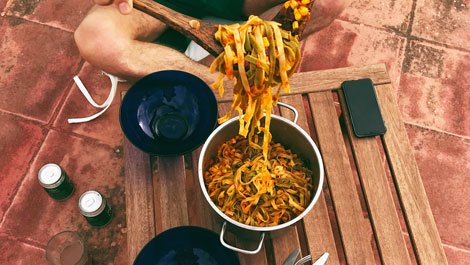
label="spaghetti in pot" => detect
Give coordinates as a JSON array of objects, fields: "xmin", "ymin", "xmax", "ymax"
[{"xmin": 204, "ymin": 135, "xmax": 313, "ymax": 227}]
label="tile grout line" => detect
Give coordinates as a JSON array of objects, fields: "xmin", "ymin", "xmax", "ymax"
[
  {"xmin": 401, "ymin": 231, "xmax": 470, "ymax": 253},
  {"xmin": 0, "ymin": 232, "xmax": 46, "ymax": 251},
  {"xmin": 0, "ymin": 109, "xmax": 47, "ymax": 125},
  {"xmin": 2, "ymin": 13, "xmax": 74, "ymax": 33},
  {"xmin": 46, "ymin": 60, "xmax": 86, "ymax": 129},
  {"xmin": 400, "ymin": 0, "xmax": 418, "ymax": 81},
  {"xmin": 0, "ymin": 129, "xmax": 50, "ymax": 228},
  {"xmin": 52, "ymin": 126, "xmax": 123, "ymax": 148},
  {"xmin": 408, "ymin": 35, "xmax": 470, "ymax": 54},
  {"xmin": 406, "ymin": 0, "xmax": 418, "ymax": 36},
  {"xmin": 336, "ymin": 17, "xmax": 409, "ymax": 38},
  {"xmin": 404, "ymin": 121, "xmax": 470, "ymax": 141},
  {"xmin": 441, "ymin": 243, "xmax": 470, "ymax": 254}
]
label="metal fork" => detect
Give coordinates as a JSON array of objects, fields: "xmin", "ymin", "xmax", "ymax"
[
  {"xmin": 295, "ymin": 252, "xmax": 329, "ymax": 265},
  {"xmin": 294, "ymin": 255, "xmax": 311, "ymax": 265}
]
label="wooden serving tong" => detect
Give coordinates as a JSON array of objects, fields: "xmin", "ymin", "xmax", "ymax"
[{"xmin": 133, "ymin": 0, "xmax": 314, "ymax": 57}]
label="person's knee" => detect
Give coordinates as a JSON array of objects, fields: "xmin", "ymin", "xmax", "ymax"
[
  {"xmin": 75, "ymin": 17, "xmax": 119, "ymax": 59},
  {"xmin": 315, "ymin": 0, "xmax": 349, "ymax": 18},
  {"xmin": 74, "ymin": 12, "xmax": 127, "ymax": 68}
]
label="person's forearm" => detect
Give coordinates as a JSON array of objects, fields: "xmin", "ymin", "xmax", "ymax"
[
  {"xmin": 85, "ymin": 38, "xmax": 218, "ymax": 84},
  {"xmin": 127, "ymin": 40, "xmax": 218, "ymax": 83}
]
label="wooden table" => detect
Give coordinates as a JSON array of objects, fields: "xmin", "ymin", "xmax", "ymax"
[{"xmin": 124, "ymin": 64, "xmax": 449, "ymax": 265}]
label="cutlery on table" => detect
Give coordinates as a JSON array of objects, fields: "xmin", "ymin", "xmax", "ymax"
[
  {"xmin": 282, "ymin": 248, "xmax": 300, "ymax": 265},
  {"xmin": 283, "ymin": 249, "xmax": 329, "ymax": 265}
]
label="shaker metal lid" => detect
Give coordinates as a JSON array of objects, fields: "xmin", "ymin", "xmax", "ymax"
[
  {"xmin": 79, "ymin": 191, "xmax": 104, "ymax": 217},
  {"xmin": 38, "ymin": 163, "xmax": 63, "ymax": 188}
]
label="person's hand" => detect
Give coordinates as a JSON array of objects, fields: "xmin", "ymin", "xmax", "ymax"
[{"xmin": 94, "ymin": 0, "xmax": 133, "ymax": 15}]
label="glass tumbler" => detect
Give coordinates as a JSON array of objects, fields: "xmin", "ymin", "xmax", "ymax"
[{"xmin": 46, "ymin": 231, "xmax": 91, "ymax": 265}]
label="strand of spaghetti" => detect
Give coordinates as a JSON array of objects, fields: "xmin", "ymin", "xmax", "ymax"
[
  {"xmin": 271, "ymin": 23, "xmax": 290, "ymax": 93},
  {"xmin": 224, "ymin": 45, "xmax": 234, "ymax": 80},
  {"xmin": 232, "ymin": 27, "xmax": 251, "ymax": 93},
  {"xmin": 262, "ymin": 89, "xmax": 273, "ymax": 161}
]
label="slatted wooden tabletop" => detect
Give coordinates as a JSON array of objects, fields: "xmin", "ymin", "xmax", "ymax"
[{"xmin": 124, "ymin": 64, "xmax": 448, "ymax": 265}]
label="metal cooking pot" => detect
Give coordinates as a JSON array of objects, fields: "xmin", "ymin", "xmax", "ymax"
[{"xmin": 198, "ymin": 103, "xmax": 325, "ymax": 255}]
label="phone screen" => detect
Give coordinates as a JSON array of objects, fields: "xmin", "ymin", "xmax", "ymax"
[{"xmin": 341, "ymin": 79, "xmax": 386, "ymax": 138}]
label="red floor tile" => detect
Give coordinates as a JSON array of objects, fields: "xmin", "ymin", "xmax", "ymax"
[
  {"xmin": 443, "ymin": 245, "xmax": 470, "ymax": 265},
  {"xmin": 53, "ymin": 62, "xmax": 131, "ymax": 147},
  {"xmin": 406, "ymin": 124, "xmax": 470, "ymax": 249},
  {"xmin": 0, "ymin": 235, "xmax": 46, "ymax": 265},
  {"xmin": 412, "ymin": 0, "xmax": 470, "ymax": 50},
  {"xmin": 298, "ymin": 20, "xmax": 406, "ymax": 89},
  {"xmin": 399, "ymin": 40, "xmax": 470, "ymax": 137},
  {"xmin": 0, "ymin": 130, "xmax": 127, "ymax": 264},
  {"xmin": 340, "ymin": 0, "xmax": 414, "ymax": 33},
  {"xmin": 4, "ymin": 0, "xmax": 93, "ymax": 32},
  {"xmin": 0, "ymin": 113, "xmax": 45, "ymax": 221},
  {"xmin": 0, "ymin": 17, "xmax": 82, "ymax": 123}
]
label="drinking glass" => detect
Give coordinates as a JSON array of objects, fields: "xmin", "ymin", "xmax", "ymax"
[{"xmin": 46, "ymin": 231, "xmax": 91, "ymax": 265}]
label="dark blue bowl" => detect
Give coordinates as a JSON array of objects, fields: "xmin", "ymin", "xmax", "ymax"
[
  {"xmin": 133, "ymin": 226, "xmax": 240, "ymax": 265},
  {"xmin": 120, "ymin": 71, "xmax": 218, "ymax": 156}
]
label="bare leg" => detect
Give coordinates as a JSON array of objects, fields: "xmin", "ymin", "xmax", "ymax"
[
  {"xmin": 74, "ymin": 0, "xmax": 349, "ymax": 81},
  {"xmin": 302, "ymin": 0, "xmax": 350, "ymax": 36},
  {"xmin": 74, "ymin": 5, "xmax": 218, "ymax": 83}
]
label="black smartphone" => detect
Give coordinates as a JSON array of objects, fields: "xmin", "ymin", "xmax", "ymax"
[{"xmin": 341, "ymin": 78, "xmax": 386, "ymax": 138}]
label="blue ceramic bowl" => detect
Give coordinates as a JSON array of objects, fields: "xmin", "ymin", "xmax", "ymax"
[
  {"xmin": 120, "ymin": 70, "xmax": 218, "ymax": 156},
  {"xmin": 133, "ymin": 226, "xmax": 240, "ymax": 265}
]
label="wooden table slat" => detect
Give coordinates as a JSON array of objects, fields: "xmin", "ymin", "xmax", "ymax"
[
  {"xmin": 338, "ymin": 89, "xmax": 413, "ymax": 265},
  {"xmin": 279, "ymin": 95, "xmax": 341, "ymax": 265},
  {"xmin": 307, "ymin": 92, "xmax": 376, "ymax": 265},
  {"xmin": 270, "ymin": 227, "xmax": 302, "ymax": 265},
  {"xmin": 155, "ymin": 156, "xmax": 189, "ymax": 231},
  {"xmin": 188, "ymin": 148, "xmax": 223, "ymax": 231},
  {"xmin": 124, "ymin": 138, "xmax": 156, "ymax": 265},
  {"xmin": 375, "ymin": 84, "xmax": 448, "ymax": 265},
  {"xmin": 215, "ymin": 64, "xmax": 391, "ymax": 103},
  {"xmin": 237, "ymin": 245, "xmax": 269, "ymax": 265}
]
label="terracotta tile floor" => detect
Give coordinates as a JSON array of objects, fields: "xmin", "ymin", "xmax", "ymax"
[{"xmin": 1, "ymin": 0, "xmax": 469, "ymax": 264}]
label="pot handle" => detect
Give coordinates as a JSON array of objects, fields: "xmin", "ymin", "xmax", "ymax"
[
  {"xmin": 220, "ymin": 222, "xmax": 265, "ymax": 255},
  {"xmin": 277, "ymin": 102, "xmax": 299, "ymax": 124}
]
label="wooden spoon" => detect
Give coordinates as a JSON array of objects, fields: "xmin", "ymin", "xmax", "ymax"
[
  {"xmin": 133, "ymin": 0, "xmax": 222, "ymax": 56},
  {"xmin": 133, "ymin": 0, "xmax": 315, "ymax": 57}
]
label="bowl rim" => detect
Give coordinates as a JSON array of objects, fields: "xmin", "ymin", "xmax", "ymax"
[
  {"xmin": 132, "ymin": 225, "xmax": 240, "ymax": 265},
  {"xmin": 119, "ymin": 70, "xmax": 218, "ymax": 156},
  {"xmin": 198, "ymin": 115, "xmax": 325, "ymax": 232}
]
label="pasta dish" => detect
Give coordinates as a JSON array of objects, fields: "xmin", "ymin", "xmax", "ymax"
[
  {"xmin": 204, "ymin": 136, "xmax": 313, "ymax": 226},
  {"xmin": 204, "ymin": 0, "xmax": 314, "ymax": 226}
]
